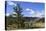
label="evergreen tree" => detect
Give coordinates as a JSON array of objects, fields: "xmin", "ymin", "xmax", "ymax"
[{"xmin": 13, "ymin": 3, "xmax": 25, "ymax": 28}]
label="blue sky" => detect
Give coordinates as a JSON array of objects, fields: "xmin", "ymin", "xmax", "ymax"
[{"xmin": 6, "ymin": 1, "xmax": 45, "ymax": 17}]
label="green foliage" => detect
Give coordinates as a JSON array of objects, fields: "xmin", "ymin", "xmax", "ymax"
[{"xmin": 13, "ymin": 3, "xmax": 25, "ymax": 28}]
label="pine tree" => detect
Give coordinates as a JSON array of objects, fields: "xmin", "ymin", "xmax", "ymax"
[{"xmin": 13, "ymin": 3, "xmax": 25, "ymax": 28}]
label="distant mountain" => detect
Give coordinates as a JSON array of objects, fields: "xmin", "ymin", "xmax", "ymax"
[
  {"xmin": 22, "ymin": 17, "xmax": 39, "ymax": 21},
  {"xmin": 6, "ymin": 16, "xmax": 45, "ymax": 22}
]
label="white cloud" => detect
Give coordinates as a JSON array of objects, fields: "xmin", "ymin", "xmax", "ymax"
[
  {"xmin": 35, "ymin": 12, "xmax": 42, "ymax": 17},
  {"xmin": 29, "ymin": 9, "xmax": 35, "ymax": 14},
  {"xmin": 6, "ymin": 13, "xmax": 10, "ymax": 16},
  {"xmin": 7, "ymin": 1, "xmax": 17, "ymax": 6},
  {"xmin": 24, "ymin": 8, "xmax": 44, "ymax": 17},
  {"xmin": 26, "ymin": 8, "xmax": 30, "ymax": 11},
  {"xmin": 12, "ymin": 12, "xmax": 17, "ymax": 14},
  {"xmin": 25, "ymin": 8, "xmax": 35, "ymax": 14},
  {"xmin": 30, "ymin": 10, "xmax": 44, "ymax": 18}
]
